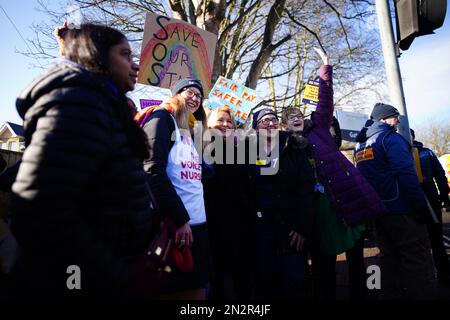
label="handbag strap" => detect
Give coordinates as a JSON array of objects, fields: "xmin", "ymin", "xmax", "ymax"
[{"xmin": 145, "ymin": 183, "xmax": 162, "ymax": 216}]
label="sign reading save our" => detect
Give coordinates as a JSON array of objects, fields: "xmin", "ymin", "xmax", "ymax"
[
  {"xmin": 208, "ymin": 76, "xmax": 258, "ymax": 124},
  {"xmin": 137, "ymin": 12, "xmax": 217, "ymax": 95},
  {"xmin": 302, "ymin": 80, "xmax": 319, "ymax": 106}
]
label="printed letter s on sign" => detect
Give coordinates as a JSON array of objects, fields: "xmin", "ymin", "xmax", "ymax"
[{"xmin": 66, "ymin": 265, "xmax": 81, "ymax": 290}]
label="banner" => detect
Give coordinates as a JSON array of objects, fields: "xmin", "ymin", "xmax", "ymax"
[
  {"xmin": 334, "ymin": 110, "xmax": 369, "ymax": 142},
  {"xmin": 138, "ymin": 13, "xmax": 217, "ymax": 95},
  {"xmin": 302, "ymin": 80, "xmax": 319, "ymax": 106},
  {"xmin": 208, "ymin": 76, "xmax": 258, "ymax": 124},
  {"xmin": 140, "ymin": 99, "xmax": 163, "ymax": 110}
]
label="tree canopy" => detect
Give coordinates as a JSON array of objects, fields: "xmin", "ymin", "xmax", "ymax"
[{"xmin": 24, "ymin": 0, "xmax": 387, "ymax": 115}]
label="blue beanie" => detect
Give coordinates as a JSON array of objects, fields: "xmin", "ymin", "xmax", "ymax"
[
  {"xmin": 171, "ymin": 78, "xmax": 204, "ymax": 97},
  {"xmin": 252, "ymin": 108, "xmax": 278, "ymax": 129},
  {"xmin": 370, "ymin": 103, "xmax": 399, "ymax": 121}
]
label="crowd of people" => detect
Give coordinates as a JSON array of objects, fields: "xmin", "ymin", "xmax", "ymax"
[{"xmin": 0, "ymin": 22, "xmax": 449, "ymax": 300}]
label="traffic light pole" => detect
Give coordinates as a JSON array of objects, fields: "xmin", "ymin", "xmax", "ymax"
[{"xmin": 376, "ymin": 0, "xmax": 412, "ymax": 144}]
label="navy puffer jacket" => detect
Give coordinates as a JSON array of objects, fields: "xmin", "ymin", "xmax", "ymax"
[{"xmin": 354, "ymin": 122, "xmax": 427, "ymax": 214}]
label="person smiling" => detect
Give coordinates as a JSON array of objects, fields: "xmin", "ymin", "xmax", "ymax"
[
  {"xmin": 141, "ymin": 78, "xmax": 210, "ymax": 300},
  {"xmin": 249, "ymin": 108, "xmax": 315, "ymax": 299},
  {"xmin": 10, "ymin": 23, "xmax": 155, "ymax": 298},
  {"xmin": 171, "ymin": 78, "xmax": 207, "ymax": 130},
  {"xmin": 203, "ymin": 106, "xmax": 254, "ymax": 299}
]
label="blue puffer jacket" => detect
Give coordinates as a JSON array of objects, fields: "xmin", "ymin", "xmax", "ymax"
[{"xmin": 354, "ymin": 121, "xmax": 427, "ymax": 215}]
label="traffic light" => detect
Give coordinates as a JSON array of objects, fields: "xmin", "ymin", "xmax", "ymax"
[{"xmin": 395, "ymin": 0, "xmax": 447, "ymax": 50}]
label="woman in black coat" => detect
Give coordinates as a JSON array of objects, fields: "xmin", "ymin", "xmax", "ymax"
[
  {"xmin": 203, "ymin": 106, "xmax": 254, "ymax": 299},
  {"xmin": 249, "ymin": 108, "xmax": 315, "ymax": 299},
  {"xmin": 10, "ymin": 23, "xmax": 154, "ymax": 298}
]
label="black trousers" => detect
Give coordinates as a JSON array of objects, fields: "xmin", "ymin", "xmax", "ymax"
[
  {"xmin": 426, "ymin": 204, "xmax": 450, "ymax": 277},
  {"xmin": 345, "ymin": 237, "xmax": 367, "ymax": 300}
]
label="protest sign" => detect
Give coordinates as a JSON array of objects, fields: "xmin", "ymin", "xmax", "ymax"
[
  {"xmin": 138, "ymin": 12, "xmax": 217, "ymax": 95},
  {"xmin": 208, "ymin": 76, "xmax": 258, "ymax": 124},
  {"xmin": 140, "ymin": 99, "xmax": 163, "ymax": 110},
  {"xmin": 334, "ymin": 110, "xmax": 369, "ymax": 142},
  {"xmin": 302, "ymin": 80, "xmax": 319, "ymax": 106}
]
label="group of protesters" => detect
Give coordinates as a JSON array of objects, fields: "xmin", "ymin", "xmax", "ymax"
[{"xmin": 1, "ymin": 22, "xmax": 449, "ymax": 300}]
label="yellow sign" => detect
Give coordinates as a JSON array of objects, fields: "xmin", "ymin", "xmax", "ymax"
[{"xmin": 302, "ymin": 80, "xmax": 319, "ymax": 106}]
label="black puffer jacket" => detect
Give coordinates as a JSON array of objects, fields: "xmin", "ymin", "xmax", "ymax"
[{"xmin": 10, "ymin": 60, "xmax": 154, "ymax": 298}]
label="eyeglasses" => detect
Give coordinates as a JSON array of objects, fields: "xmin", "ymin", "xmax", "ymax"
[
  {"xmin": 182, "ymin": 88, "xmax": 203, "ymax": 101},
  {"xmin": 287, "ymin": 114, "xmax": 303, "ymax": 121},
  {"xmin": 259, "ymin": 117, "xmax": 279, "ymax": 126}
]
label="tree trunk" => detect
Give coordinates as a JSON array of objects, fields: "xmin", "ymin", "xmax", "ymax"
[
  {"xmin": 245, "ymin": 0, "xmax": 290, "ymax": 89},
  {"xmin": 195, "ymin": 0, "xmax": 227, "ymax": 86}
]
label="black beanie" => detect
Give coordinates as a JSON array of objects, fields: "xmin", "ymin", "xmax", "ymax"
[
  {"xmin": 252, "ymin": 108, "xmax": 278, "ymax": 129},
  {"xmin": 370, "ymin": 103, "xmax": 400, "ymax": 121},
  {"xmin": 171, "ymin": 78, "xmax": 204, "ymax": 97}
]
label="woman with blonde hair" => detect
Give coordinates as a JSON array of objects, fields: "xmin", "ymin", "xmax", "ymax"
[
  {"xmin": 203, "ymin": 106, "xmax": 254, "ymax": 299},
  {"xmin": 140, "ymin": 80, "xmax": 210, "ymax": 300}
]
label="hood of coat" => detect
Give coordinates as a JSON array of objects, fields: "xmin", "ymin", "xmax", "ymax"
[
  {"xmin": 355, "ymin": 119, "xmax": 374, "ymax": 143},
  {"xmin": 16, "ymin": 59, "xmax": 117, "ymax": 121},
  {"xmin": 365, "ymin": 121, "xmax": 394, "ymax": 139},
  {"xmin": 16, "ymin": 59, "xmax": 120, "ymax": 143},
  {"xmin": 413, "ymin": 140, "xmax": 423, "ymax": 149}
]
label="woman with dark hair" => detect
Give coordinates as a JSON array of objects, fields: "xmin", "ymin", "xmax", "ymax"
[{"xmin": 9, "ymin": 22, "xmax": 155, "ymax": 298}]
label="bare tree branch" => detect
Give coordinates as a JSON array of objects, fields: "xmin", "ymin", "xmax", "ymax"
[
  {"xmin": 322, "ymin": 0, "xmax": 352, "ymax": 52},
  {"xmin": 285, "ymin": 9, "xmax": 326, "ymax": 54}
]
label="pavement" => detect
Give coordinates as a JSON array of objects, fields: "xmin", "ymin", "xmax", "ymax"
[{"xmin": 334, "ymin": 207, "xmax": 450, "ymax": 300}]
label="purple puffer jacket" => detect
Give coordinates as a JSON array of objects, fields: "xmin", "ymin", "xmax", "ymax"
[{"xmin": 304, "ymin": 65, "xmax": 388, "ymax": 226}]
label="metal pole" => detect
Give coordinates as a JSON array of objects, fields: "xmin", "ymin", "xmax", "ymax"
[{"xmin": 375, "ymin": 0, "xmax": 412, "ymax": 144}]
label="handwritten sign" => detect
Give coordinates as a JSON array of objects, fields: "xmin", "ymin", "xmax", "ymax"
[
  {"xmin": 207, "ymin": 76, "xmax": 258, "ymax": 123},
  {"xmin": 302, "ymin": 80, "xmax": 319, "ymax": 106},
  {"xmin": 138, "ymin": 13, "xmax": 217, "ymax": 95},
  {"xmin": 140, "ymin": 99, "xmax": 163, "ymax": 110}
]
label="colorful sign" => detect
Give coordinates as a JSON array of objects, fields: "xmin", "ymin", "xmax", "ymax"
[
  {"xmin": 207, "ymin": 76, "xmax": 258, "ymax": 124},
  {"xmin": 138, "ymin": 13, "xmax": 217, "ymax": 95},
  {"xmin": 302, "ymin": 80, "xmax": 319, "ymax": 106},
  {"xmin": 140, "ymin": 99, "xmax": 163, "ymax": 110}
]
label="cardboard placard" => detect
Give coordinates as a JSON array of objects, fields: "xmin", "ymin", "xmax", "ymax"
[
  {"xmin": 302, "ymin": 80, "xmax": 319, "ymax": 106},
  {"xmin": 138, "ymin": 13, "xmax": 217, "ymax": 95},
  {"xmin": 140, "ymin": 99, "xmax": 163, "ymax": 110},
  {"xmin": 208, "ymin": 76, "xmax": 258, "ymax": 123}
]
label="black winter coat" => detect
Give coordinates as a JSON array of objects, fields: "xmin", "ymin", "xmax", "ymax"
[
  {"xmin": 202, "ymin": 139, "xmax": 255, "ymax": 274},
  {"xmin": 10, "ymin": 60, "xmax": 154, "ymax": 298},
  {"xmin": 142, "ymin": 109, "xmax": 191, "ymax": 227},
  {"xmin": 249, "ymin": 131, "xmax": 315, "ymax": 239}
]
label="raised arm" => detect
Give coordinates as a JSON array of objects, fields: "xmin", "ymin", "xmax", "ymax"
[{"xmin": 311, "ymin": 48, "xmax": 334, "ymax": 129}]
